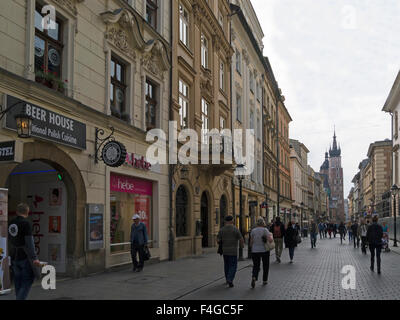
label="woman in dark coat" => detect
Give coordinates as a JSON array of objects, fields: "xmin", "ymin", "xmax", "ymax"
[{"xmin": 284, "ymin": 221, "xmax": 299, "ymax": 263}]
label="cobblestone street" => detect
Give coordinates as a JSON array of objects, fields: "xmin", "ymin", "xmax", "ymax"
[{"xmin": 2, "ymin": 236, "xmax": 400, "ymax": 300}]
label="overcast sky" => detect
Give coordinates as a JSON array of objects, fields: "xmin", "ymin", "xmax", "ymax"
[{"xmin": 251, "ymin": 0, "xmax": 400, "ymax": 197}]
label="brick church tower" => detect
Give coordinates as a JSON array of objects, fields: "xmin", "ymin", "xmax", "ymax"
[{"xmin": 320, "ymin": 130, "xmax": 345, "ymax": 222}]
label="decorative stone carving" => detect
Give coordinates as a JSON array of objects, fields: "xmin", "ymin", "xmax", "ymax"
[
  {"xmin": 200, "ymin": 79, "xmax": 213, "ymax": 99},
  {"xmin": 242, "ymin": 49, "xmax": 249, "ymax": 65},
  {"xmin": 51, "ymin": 0, "xmax": 84, "ymax": 16},
  {"xmin": 105, "ymin": 27, "xmax": 136, "ymax": 60},
  {"xmin": 212, "ymin": 35, "xmax": 221, "ymax": 52}
]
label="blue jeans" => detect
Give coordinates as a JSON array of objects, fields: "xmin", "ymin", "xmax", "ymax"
[
  {"xmin": 12, "ymin": 259, "xmax": 35, "ymax": 300},
  {"xmin": 223, "ymin": 255, "xmax": 238, "ymax": 283},
  {"xmin": 288, "ymin": 247, "xmax": 295, "ymax": 260}
]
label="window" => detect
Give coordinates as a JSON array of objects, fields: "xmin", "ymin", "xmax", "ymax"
[
  {"xmin": 201, "ymin": 98, "xmax": 209, "ymax": 144},
  {"xmin": 219, "ymin": 12, "xmax": 224, "ymax": 28},
  {"xmin": 219, "ymin": 60, "xmax": 225, "ymax": 91},
  {"xmin": 250, "ymin": 110, "xmax": 254, "ymax": 131},
  {"xmin": 179, "ymin": 79, "xmax": 189, "ymax": 129},
  {"xmin": 257, "ymin": 116, "xmax": 261, "ymax": 140},
  {"xmin": 256, "ymin": 82, "xmax": 260, "ymax": 101},
  {"xmin": 236, "ymin": 49, "xmax": 241, "ymax": 74},
  {"xmin": 236, "ymin": 94, "xmax": 242, "ymax": 122},
  {"xmin": 145, "ymin": 79, "xmax": 158, "ymax": 131},
  {"xmin": 34, "ymin": 5, "xmax": 64, "ymax": 83},
  {"xmin": 110, "ymin": 56, "xmax": 127, "ymax": 119},
  {"xmin": 220, "ymin": 116, "xmax": 225, "ymax": 130},
  {"xmin": 201, "ymin": 99, "xmax": 209, "ymax": 144},
  {"xmin": 201, "ymin": 34, "xmax": 209, "ymax": 69},
  {"xmin": 179, "ymin": 4, "xmax": 189, "ymax": 47},
  {"xmin": 395, "ymin": 112, "xmax": 398, "ymax": 138},
  {"xmin": 146, "ymin": 0, "xmax": 158, "ymax": 29},
  {"xmin": 249, "ymin": 70, "xmax": 254, "ymax": 93}
]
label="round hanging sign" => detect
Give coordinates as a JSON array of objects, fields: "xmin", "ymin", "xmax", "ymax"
[{"xmin": 101, "ymin": 141, "xmax": 127, "ymax": 167}]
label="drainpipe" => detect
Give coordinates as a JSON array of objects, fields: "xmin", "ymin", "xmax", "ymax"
[{"xmin": 168, "ymin": 0, "xmax": 174, "ymax": 261}]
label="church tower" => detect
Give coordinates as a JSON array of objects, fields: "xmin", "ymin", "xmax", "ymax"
[{"xmin": 320, "ymin": 130, "xmax": 345, "ymax": 222}]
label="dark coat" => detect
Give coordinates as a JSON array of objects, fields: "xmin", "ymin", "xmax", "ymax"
[
  {"xmin": 338, "ymin": 224, "xmax": 346, "ymax": 234},
  {"xmin": 284, "ymin": 225, "xmax": 298, "ymax": 248},
  {"xmin": 367, "ymin": 223, "xmax": 383, "ymax": 247},
  {"xmin": 269, "ymin": 222, "xmax": 285, "ymax": 239}
]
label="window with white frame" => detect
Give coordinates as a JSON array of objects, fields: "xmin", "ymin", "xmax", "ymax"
[
  {"xmin": 110, "ymin": 55, "xmax": 127, "ymax": 119},
  {"xmin": 219, "ymin": 12, "xmax": 223, "ymax": 28},
  {"xmin": 146, "ymin": 0, "xmax": 158, "ymax": 29},
  {"xmin": 201, "ymin": 98, "xmax": 209, "ymax": 144},
  {"xmin": 179, "ymin": 79, "xmax": 189, "ymax": 129},
  {"xmin": 145, "ymin": 78, "xmax": 158, "ymax": 131},
  {"xmin": 220, "ymin": 116, "xmax": 225, "ymax": 130},
  {"xmin": 179, "ymin": 4, "xmax": 189, "ymax": 47},
  {"xmin": 219, "ymin": 60, "xmax": 224, "ymax": 91},
  {"xmin": 201, "ymin": 33, "xmax": 209, "ymax": 69}
]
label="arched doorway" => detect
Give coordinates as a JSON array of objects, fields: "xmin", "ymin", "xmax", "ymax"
[
  {"xmin": 201, "ymin": 192, "xmax": 209, "ymax": 247},
  {"xmin": 6, "ymin": 160, "xmax": 72, "ymax": 273},
  {"xmin": 220, "ymin": 195, "xmax": 227, "ymax": 228},
  {"xmin": 175, "ymin": 185, "xmax": 188, "ymax": 237}
]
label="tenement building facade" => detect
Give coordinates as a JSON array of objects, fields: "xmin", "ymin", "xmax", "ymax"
[{"xmin": 0, "ymin": 0, "xmax": 171, "ymax": 276}]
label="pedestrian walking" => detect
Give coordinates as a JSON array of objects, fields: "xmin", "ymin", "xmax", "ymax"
[
  {"xmin": 318, "ymin": 222, "xmax": 324, "ymax": 240},
  {"xmin": 284, "ymin": 221, "xmax": 299, "ymax": 263},
  {"xmin": 351, "ymin": 221, "xmax": 360, "ymax": 248},
  {"xmin": 130, "ymin": 214, "xmax": 149, "ymax": 272},
  {"xmin": 348, "ymin": 222, "xmax": 353, "ymax": 243},
  {"xmin": 328, "ymin": 223, "xmax": 333, "ymax": 239},
  {"xmin": 360, "ymin": 219, "xmax": 368, "ymax": 254},
  {"xmin": 250, "ymin": 218, "xmax": 273, "ymax": 288},
  {"xmin": 324, "ymin": 222, "xmax": 328, "ymax": 238},
  {"xmin": 217, "ymin": 215, "xmax": 244, "ymax": 288},
  {"xmin": 310, "ymin": 220, "xmax": 318, "ymax": 248},
  {"xmin": 382, "ymin": 222, "xmax": 390, "ymax": 252},
  {"xmin": 333, "ymin": 223, "xmax": 338, "ymax": 238},
  {"xmin": 339, "ymin": 222, "xmax": 346, "ymax": 244},
  {"xmin": 367, "ymin": 216, "xmax": 383, "ymax": 274},
  {"xmin": 269, "ymin": 216, "xmax": 285, "ymax": 263},
  {"xmin": 8, "ymin": 203, "xmax": 42, "ymax": 300}
]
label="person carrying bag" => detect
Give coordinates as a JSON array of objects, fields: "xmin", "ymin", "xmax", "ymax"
[{"xmin": 250, "ymin": 218, "xmax": 273, "ymax": 288}]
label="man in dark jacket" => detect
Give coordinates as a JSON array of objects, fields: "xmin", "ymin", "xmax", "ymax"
[
  {"xmin": 269, "ymin": 217, "xmax": 285, "ymax": 263},
  {"xmin": 8, "ymin": 203, "xmax": 41, "ymax": 300},
  {"xmin": 367, "ymin": 216, "xmax": 383, "ymax": 274},
  {"xmin": 284, "ymin": 221, "xmax": 299, "ymax": 263},
  {"xmin": 130, "ymin": 214, "xmax": 149, "ymax": 272},
  {"xmin": 338, "ymin": 222, "xmax": 346, "ymax": 244},
  {"xmin": 351, "ymin": 222, "xmax": 360, "ymax": 248}
]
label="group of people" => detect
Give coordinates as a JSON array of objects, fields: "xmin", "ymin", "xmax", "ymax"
[{"xmin": 217, "ymin": 216, "xmax": 301, "ymax": 288}]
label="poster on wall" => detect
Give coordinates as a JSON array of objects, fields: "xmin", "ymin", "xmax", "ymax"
[
  {"xmin": 48, "ymin": 244, "xmax": 61, "ymax": 263},
  {"xmin": 89, "ymin": 214, "xmax": 104, "ymax": 242},
  {"xmin": 134, "ymin": 196, "xmax": 151, "ymax": 238},
  {"xmin": 49, "ymin": 188, "xmax": 62, "ymax": 206},
  {"xmin": 0, "ymin": 188, "xmax": 11, "ymax": 295},
  {"xmin": 49, "ymin": 216, "xmax": 61, "ymax": 234}
]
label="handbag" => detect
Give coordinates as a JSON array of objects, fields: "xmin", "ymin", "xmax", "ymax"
[
  {"xmin": 217, "ymin": 241, "xmax": 223, "ymax": 255},
  {"xmin": 296, "ymin": 234, "xmax": 302, "ymax": 244},
  {"xmin": 262, "ymin": 233, "xmax": 275, "ymax": 251},
  {"xmin": 143, "ymin": 246, "xmax": 151, "ymax": 261}
]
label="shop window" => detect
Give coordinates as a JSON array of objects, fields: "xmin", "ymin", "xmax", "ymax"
[
  {"xmin": 110, "ymin": 56, "xmax": 128, "ymax": 121},
  {"xmin": 110, "ymin": 174, "xmax": 153, "ymax": 253},
  {"xmin": 145, "ymin": 78, "xmax": 158, "ymax": 131},
  {"xmin": 34, "ymin": 4, "xmax": 64, "ymax": 91},
  {"xmin": 146, "ymin": 0, "xmax": 158, "ymax": 29}
]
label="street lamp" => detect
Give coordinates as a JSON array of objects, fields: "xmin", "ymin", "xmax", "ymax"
[
  {"xmin": 236, "ymin": 164, "xmax": 246, "ymax": 260},
  {"xmin": 391, "ymin": 184, "xmax": 398, "ymax": 247},
  {"xmin": 0, "ymin": 101, "xmax": 33, "ymax": 138}
]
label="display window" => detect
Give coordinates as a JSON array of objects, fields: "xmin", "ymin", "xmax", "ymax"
[{"xmin": 110, "ymin": 173, "xmax": 153, "ymax": 253}]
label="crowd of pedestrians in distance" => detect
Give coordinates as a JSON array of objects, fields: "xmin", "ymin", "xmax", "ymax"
[{"xmin": 215, "ymin": 214, "xmax": 391, "ymax": 289}]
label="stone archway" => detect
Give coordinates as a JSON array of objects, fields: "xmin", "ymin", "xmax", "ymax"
[{"xmin": 0, "ymin": 141, "xmax": 87, "ymax": 277}]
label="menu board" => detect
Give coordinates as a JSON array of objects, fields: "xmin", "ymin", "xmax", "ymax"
[{"xmin": 0, "ymin": 189, "xmax": 11, "ymax": 295}]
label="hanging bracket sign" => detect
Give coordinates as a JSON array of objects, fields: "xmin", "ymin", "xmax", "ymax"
[{"xmin": 93, "ymin": 127, "xmax": 127, "ymax": 167}]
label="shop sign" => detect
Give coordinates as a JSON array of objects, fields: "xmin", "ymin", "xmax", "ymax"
[
  {"xmin": 0, "ymin": 141, "xmax": 15, "ymax": 162},
  {"xmin": 110, "ymin": 173, "xmax": 153, "ymax": 196},
  {"xmin": 124, "ymin": 153, "xmax": 152, "ymax": 171},
  {"xmin": 0, "ymin": 188, "xmax": 11, "ymax": 295},
  {"xmin": 102, "ymin": 141, "xmax": 127, "ymax": 168},
  {"xmin": 4, "ymin": 95, "xmax": 86, "ymax": 150}
]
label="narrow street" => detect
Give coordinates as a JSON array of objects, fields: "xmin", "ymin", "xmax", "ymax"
[{"xmin": 2, "ymin": 236, "xmax": 400, "ymax": 300}]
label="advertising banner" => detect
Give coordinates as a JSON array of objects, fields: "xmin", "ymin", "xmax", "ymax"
[
  {"xmin": 135, "ymin": 196, "xmax": 151, "ymax": 238},
  {"xmin": 110, "ymin": 173, "xmax": 153, "ymax": 196},
  {"xmin": 0, "ymin": 189, "xmax": 11, "ymax": 295}
]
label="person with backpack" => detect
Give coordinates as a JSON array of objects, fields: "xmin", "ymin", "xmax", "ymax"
[
  {"xmin": 284, "ymin": 221, "xmax": 299, "ymax": 263},
  {"xmin": 310, "ymin": 220, "xmax": 318, "ymax": 248},
  {"xmin": 250, "ymin": 218, "xmax": 273, "ymax": 288},
  {"xmin": 269, "ymin": 216, "xmax": 285, "ymax": 263},
  {"xmin": 351, "ymin": 221, "xmax": 360, "ymax": 248},
  {"xmin": 360, "ymin": 219, "xmax": 368, "ymax": 254},
  {"xmin": 367, "ymin": 216, "xmax": 383, "ymax": 274}
]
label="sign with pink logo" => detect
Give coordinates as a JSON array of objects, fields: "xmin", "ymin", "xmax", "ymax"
[{"xmin": 110, "ymin": 173, "xmax": 153, "ymax": 196}]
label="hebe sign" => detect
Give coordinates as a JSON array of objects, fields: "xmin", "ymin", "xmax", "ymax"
[
  {"xmin": 110, "ymin": 173, "xmax": 152, "ymax": 196},
  {"xmin": 125, "ymin": 153, "xmax": 151, "ymax": 171}
]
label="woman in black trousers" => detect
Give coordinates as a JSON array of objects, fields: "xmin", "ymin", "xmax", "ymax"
[{"xmin": 284, "ymin": 221, "xmax": 299, "ymax": 263}]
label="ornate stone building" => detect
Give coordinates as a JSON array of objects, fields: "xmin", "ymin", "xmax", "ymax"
[{"xmin": 0, "ymin": 0, "xmax": 171, "ymax": 276}]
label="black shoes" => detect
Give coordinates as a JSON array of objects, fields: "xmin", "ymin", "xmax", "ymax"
[
  {"xmin": 251, "ymin": 277, "xmax": 256, "ymax": 289},
  {"xmin": 370, "ymin": 266, "xmax": 374, "ymax": 272},
  {"xmin": 228, "ymin": 282, "xmax": 234, "ymax": 288}
]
